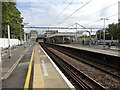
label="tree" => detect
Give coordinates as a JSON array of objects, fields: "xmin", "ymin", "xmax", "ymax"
[
  {"xmin": 2, "ymin": 2, "xmax": 24, "ymax": 39},
  {"xmin": 96, "ymin": 23, "xmax": 120, "ymax": 41},
  {"xmin": 106, "ymin": 23, "xmax": 120, "ymax": 40},
  {"xmin": 30, "ymin": 30, "xmax": 38, "ymax": 34},
  {"xmin": 96, "ymin": 30, "xmax": 104, "ymax": 40},
  {"xmin": 116, "ymin": 23, "xmax": 120, "ymax": 41}
]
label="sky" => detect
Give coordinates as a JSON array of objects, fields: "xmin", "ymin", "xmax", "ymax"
[{"xmin": 16, "ymin": 0, "xmax": 120, "ymax": 34}]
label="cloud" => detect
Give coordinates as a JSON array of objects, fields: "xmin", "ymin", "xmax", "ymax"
[{"xmin": 16, "ymin": 0, "xmax": 120, "ymax": 33}]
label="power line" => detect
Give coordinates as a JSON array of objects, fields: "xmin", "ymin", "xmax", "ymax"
[
  {"xmin": 83, "ymin": 19, "xmax": 101, "ymax": 26},
  {"xmin": 50, "ymin": 0, "xmax": 74, "ymax": 26},
  {"xmin": 29, "ymin": 0, "xmax": 34, "ymax": 26},
  {"xmin": 76, "ymin": 2, "xmax": 117, "ymax": 22},
  {"xmin": 83, "ymin": 13, "xmax": 119, "ymax": 27},
  {"xmin": 64, "ymin": 13, "xmax": 120, "ymax": 27},
  {"xmin": 106, "ymin": 13, "xmax": 118, "ymax": 18},
  {"xmin": 55, "ymin": 0, "xmax": 93, "ymax": 27}
]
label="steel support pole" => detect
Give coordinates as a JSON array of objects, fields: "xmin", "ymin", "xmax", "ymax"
[
  {"xmin": 24, "ymin": 32, "xmax": 26, "ymax": 48},
  {"xmin": 8, "ymin": 25, "xmax": 11, "ymax": 58},
  {"xmin": 103, "ymin": 19, "xmax": 106, "ymax": 47},
  {"xmin": 84, "ymin": 34, "xmax": 85, "ymax": 45},
  {"xmin": 101, "ymin": 18, "xmax": 108, "ymax": 48},
  {"xmin": 89, "ymin": 31, "xmax": 91, "ymax": 46},
  {"xmin": 76, "ymin": 23, "xmax": 77, "ymax": 43}
]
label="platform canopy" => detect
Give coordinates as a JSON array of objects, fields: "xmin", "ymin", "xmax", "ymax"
[{"xmin": 48, "ymin": 32, "xmax": 82, "ymax": 38}]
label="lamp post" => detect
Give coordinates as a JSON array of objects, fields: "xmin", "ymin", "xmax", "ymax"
[{"xmin": 100, "ymin": 18, "xmax": 109, "ymax": 47}]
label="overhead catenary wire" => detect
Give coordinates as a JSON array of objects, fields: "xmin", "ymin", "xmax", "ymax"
[
  {"xmin": 24, "ymin": 0, "xmax": 119, "ymax": 31},
  {"xmin": 54, "ymin": 0, "xmax": 93, "ymax": 27},
  {"xmin": 106, "ymin": 13, "xmax": 118, "ymax": 18},
  {"xmin": 83, "ymin": 13, "xmax": 119, "ymax": 27},
  {"xmin": 28, "ymin": 0, "xmax": 34, "ymax": 26},
  {"xmin": 76, "ymin": 2, "xmax": 118, "ymax": 22},
  {"xmin": 83, "ymin": 19, "xmax": 101, "ymax": 26},
  {"xmin": 66, "ymin": 13, "xmax": 119, "ymax": 30},
  {"xmin": 64, "ymin": 1, "xmax": 118, "ymax": 28},
  {"xmin": 50, "ymin": 0, "xmax": 74, "ymax": 26}
]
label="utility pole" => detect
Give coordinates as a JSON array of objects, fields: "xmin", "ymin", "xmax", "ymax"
[
  {"xmin": 24, "ymin": 32, "xmax": 26, "ymax": 48},
  {"xmin": 76, "ymin": 23, "xmax": 77, "ymax": 43},
  {"xmin": 103, "ymin": 19, "xmax": 106, "ymax": 47},
  {"xmin": 20, "ymin": 25, "xmax": 22, "ymax": 44},
  {"xmin": 95, "ymin": 31, "xmax": 98, "ymax": 45},
  {"xmin": 8, "ymin": 25, "xmax": 11, "ymax": 58},
  {"xmin": 89, "ymin": 29, "xmax": 92, "ymax": 46},
  {"xmin": 100, "ymin": 18, "xmax": 109, "ymax": 47},
  {"xmin": 84, "ymin": 33, "xmax": 86, "ymax": 45}
]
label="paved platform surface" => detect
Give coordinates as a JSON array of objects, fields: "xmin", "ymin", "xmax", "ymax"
[
  {"xmin": 1, "ymin": 43, "xmax": 34, "ymax": 89},
  {"xmin": 33, "ymin": 43, "xmax": 73, "ymax": 89},
  {"xmin": 1, "ymin": 46, "xmax": 19, "ymax": 57},
  {"xmin": 2, "ymin": 44, "xmax": 33, "ymax": 77},
  {"xmin": 58, "ymin": 44, "xmax": 120, "ymax": 57}
]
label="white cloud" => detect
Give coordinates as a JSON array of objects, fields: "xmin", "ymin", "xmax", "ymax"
[{"xmin": 16, "ymin": 0, "xmax": 120, "ymax": 33}]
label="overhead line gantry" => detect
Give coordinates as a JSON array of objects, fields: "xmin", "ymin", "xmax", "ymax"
[{"xmin": 24, "ymin": 26, "xmax": 102, "ymax": 30}]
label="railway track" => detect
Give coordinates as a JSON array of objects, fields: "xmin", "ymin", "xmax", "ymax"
[
  {"xmin": 47, "ymin": 44, "xmax": 120, "ymax": 79},
  {"xmin": 40, "ymin": 43, "xmax": 120, "ymax": 89},
  {"xmin": 40, "ymin": 43, "xmax": 106, "ymax": 89}
]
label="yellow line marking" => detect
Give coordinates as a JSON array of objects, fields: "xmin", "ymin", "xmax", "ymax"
[
  {"xmin": 33, "ymin": 44, "xmax": 45, "ymax": 88},
  {"xmin": 1, "ymin": 45, "xmax": 32, "ymax": 80},
  {"xmin": 24, "ymin": 49, "xmax": 34, "ymax": 90}
]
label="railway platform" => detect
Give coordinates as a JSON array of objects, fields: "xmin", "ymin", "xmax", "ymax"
[
  {"xmin": 58, "ymin": 44, "xmax": 120, "ymax": 57},
  {"xmin": 1, "ymin": 42, "xmax": 74, "ymax": 89},
  {"xmin": 1, "ymin": 42, "xmax": 120, "ymax": 89},
  {"xmin": 1, "ymin": 43, "xmax": 34, "ymax": 89},
  {"xmin": 33, "ymin": 43, "xmax": 74, "ymax": 89}
]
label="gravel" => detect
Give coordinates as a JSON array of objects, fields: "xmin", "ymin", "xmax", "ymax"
[{"xmin": 49, "ymin": 47, "xmax": 120, "ymax": 89}]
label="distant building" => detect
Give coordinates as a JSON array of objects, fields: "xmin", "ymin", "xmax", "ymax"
[
  {"xmin": 118, "ymin": 1, "xmax": 120, "ymax": 23},
  {"xmin": 44, "ymin": 30, "xmax": 58, "ymax": 38},
  {"xmin": 30, "ymin": 30, "xmax": 38, "ymax": 41}
]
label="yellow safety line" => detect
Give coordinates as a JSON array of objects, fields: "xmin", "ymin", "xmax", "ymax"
[
  {"xmin": 24, "ymin": 49, "xmax": 34, "ymax": 90},
  {"xmin": 33, "ymin": 44, "xmax": 45, "ymax": 88}
]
